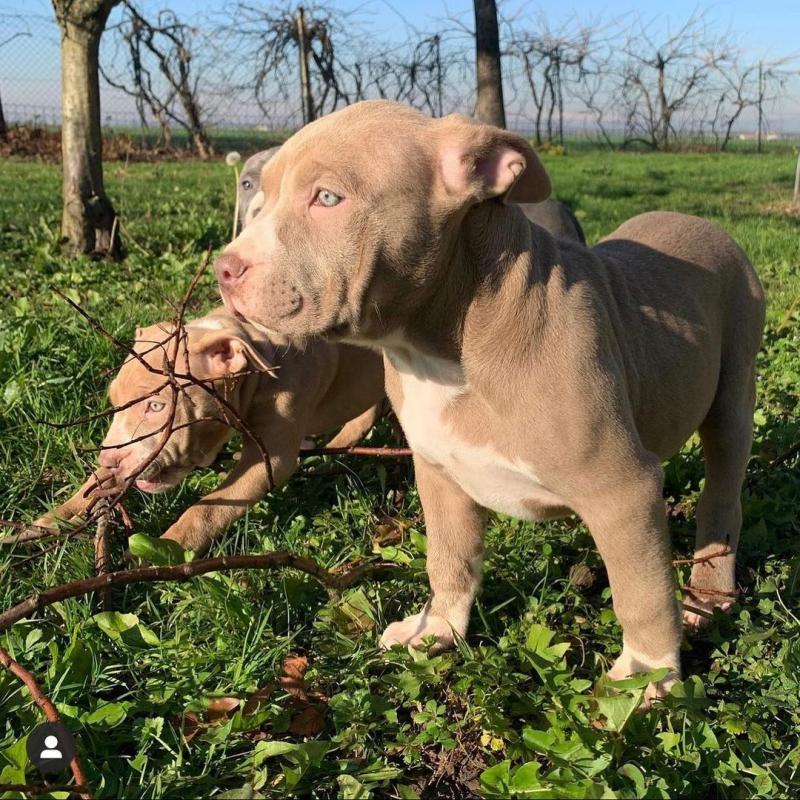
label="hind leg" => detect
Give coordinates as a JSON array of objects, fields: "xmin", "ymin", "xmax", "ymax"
[{"xmin": 684, "ymin": 369, "xmax": 755, "ymax": 630}]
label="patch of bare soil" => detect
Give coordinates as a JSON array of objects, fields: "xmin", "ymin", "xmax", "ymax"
[
  {"xmin": 0, "ymin": 125, "xmax": 202, "ymax": 163},
  {"xmin": 418, "ymin": 692, "xmax": 488, "ymax": 799},
  {"xmin": 761, "ymin": 200, "xmax": 800, "ymax": 218}
]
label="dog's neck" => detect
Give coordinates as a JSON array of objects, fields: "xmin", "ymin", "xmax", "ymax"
[{"xmin": 388, "ymin": 202, "xmax": 550, "ymax": 370}]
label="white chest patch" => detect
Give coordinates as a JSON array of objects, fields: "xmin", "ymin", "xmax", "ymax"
[{"xmin": 390, "ymin": 350, "xmax": 566, "ymax": 520}]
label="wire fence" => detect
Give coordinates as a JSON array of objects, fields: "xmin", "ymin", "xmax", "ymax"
[{"xmin": 2, "ymin": 5, "xmax": 800, "ymax": 155}]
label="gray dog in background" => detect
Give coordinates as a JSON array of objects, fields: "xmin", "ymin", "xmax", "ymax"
[{"xmin": 237, "ymin": 146, "xmax": 586, "ymax": 244}]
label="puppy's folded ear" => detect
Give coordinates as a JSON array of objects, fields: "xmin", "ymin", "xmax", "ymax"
[
  {"xmin": 188, "ymin": 330, "xmax": 277, "ymax": 379},
  {"xmin": 436, "ymin": 114, "xmax": 551, "ymax": 204}
]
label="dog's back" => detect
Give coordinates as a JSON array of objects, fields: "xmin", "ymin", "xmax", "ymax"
[{"xmin": 584, "ymin": 211, "xmax": 765, "ymax": 457}]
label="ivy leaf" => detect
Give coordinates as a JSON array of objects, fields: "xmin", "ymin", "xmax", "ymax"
[{"xmin": 128, "ymin": 532, "xmax": 193, "ymax": 565}]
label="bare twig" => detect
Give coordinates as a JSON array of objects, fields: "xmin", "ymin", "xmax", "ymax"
[
  {"xmin": 681, "ymin": 603, "xmax": 715, "ymax": 621},
  {"xmin": 94, "ymin": 501, "xmax": 113, "ymax": 610},
  {"xmin": 0, "ymin": 520, "xmax": 92, "ymax": 546},
  {"xmin": 681, "ymin": 585, "xmax": 739, "ymax": 598},
  {"xmin": 0, "ymin": 554, "xmax": 395, "ymax": 632},
  {"xmin": 0, "ymin": 646, "xmax": 92, "ymax": 799},
  {"xmin": 0, "ymin": 785, "xmax": 93, "ymax": 797},
  {"xmin": 299, "ymin": 446, "xmax": 413, "ymax": 458},
  {"xmin": 671, "ymin": 548, "xmax": 731, "ymax": 567}
]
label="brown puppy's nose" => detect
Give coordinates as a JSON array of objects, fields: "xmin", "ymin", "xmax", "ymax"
[
  {"xmin": 98, "ymin": 449, "xmax": 122, "ymax": 470},
  {"xmin": 215, "ymin": 253, "xmax": 250, "ymax": 285}
]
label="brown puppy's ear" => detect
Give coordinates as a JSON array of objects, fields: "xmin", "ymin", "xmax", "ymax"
[
  {"xmin": 189, "ymin": 331, "xmax": 276, "ymax": 379},
  {"xmin": 436, "ymin": 114, "xmax": 551, "ymax": 204}
]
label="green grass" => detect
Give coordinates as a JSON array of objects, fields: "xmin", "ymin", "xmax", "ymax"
[{"xmin": 1, "ymin": 149, "xmax": 799, "ymax": 798}]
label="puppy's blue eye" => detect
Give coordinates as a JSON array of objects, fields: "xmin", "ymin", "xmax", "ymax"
[
  {"xmin": 315, "ymin": 189, "xmax": 342, "ymax": 207},
  {"xmin": 242, "ymin": 179, "xmax": 253, "ymax": 190}
]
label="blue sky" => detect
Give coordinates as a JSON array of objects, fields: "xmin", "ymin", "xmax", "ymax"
[{"xmin": 1, "ymin": 0, "xmax": 799, "ymax": 126}]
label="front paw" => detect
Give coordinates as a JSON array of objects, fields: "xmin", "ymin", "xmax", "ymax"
[
  {"xmin": 32, "ymin": 514, "xmax": 63, "ymax": 532},
  {"xmin": 379, "ymin": 610, "xmax": 458, "ymax": 654},
  {"xmin": 608, "ymin": 644, "xmax": 680, "ymax": 708},
  {"xmin": 682, "ymin": 586, "xmax": 735, "ymax": 631},
  {"xmin": 161, "ymin": 527, "xmax": 211, "ymax": 556}
]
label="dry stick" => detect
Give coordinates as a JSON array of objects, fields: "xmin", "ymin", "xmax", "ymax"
[
  {"xmin": 33, "ymin": 381, "xmax": 171, "ymax": 429},
  {"xmin": 671, "ymin": 548, "xmax": 731, "ymax": 567},
  {"xmin": 54, "ymin": 258, "xmax": 278, "ymax": 495},
  {"xmin": 0, "ymin": 554, "xmax": 394, "ymax": 632},
  {"xmin": 681, "ymin": 603, "xmax": 715, "ymax": 621},
  {"xmin": 0, "ymin": 646, "xmax": 93, "ymax": 799},
  {"xmin": 0, "ymin": 784, "xmax": 93, "ymax": 797},
  {"xmin": 0, "ymin": 520, "xmax": 93, "ymax": 547},
  {"xmin": 94, "ymin": 501, "xmax": 113, "ymax": 611},
  {"xmin": 299, "ymin": 445, "xmax": 413, "ymax": 458}
]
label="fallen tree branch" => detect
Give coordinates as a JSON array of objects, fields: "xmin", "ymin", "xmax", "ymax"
[
  {"xmin": 94, "ymin": 501, "xmax": 113, "ymax": 610},
  {"xmin": 0, "ymin": 519, "xmax": 92, "ymax": 546},
  {"xmin": 0, "ymin": 785, "xmax": 93, "ymax": 797},
  {"xmin": 0, "ymin": 646, "xmax": 92, "ymax": 799},
  {"xmin": 0, "ymin": 554, "xmax": 396, "ymax": 632},
  {"xmin": 299, "ymin": 445, "xmax": 413, "ymax": 458}
]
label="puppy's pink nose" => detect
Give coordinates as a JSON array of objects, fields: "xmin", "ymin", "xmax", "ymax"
[
  {"xmin": 98, "ymin": 449, "xmax": 121, "ymax": 470},
  {"xmin": 215, "ymin": 253, "xmax": 250, "ymax": 285}
]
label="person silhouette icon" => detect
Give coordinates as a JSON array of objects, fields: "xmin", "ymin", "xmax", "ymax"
[
  {"xmin": 26, "ymin": 722, "xmax": 75, "ymax": 775},
  {"xmin": 39, "ymin": 735, "xmax": 63, "ymax": 760}
]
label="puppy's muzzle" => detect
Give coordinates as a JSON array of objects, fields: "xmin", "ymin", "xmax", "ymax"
[
  {"xmin": 267, "ymin": 275, "xmax": 303, "ymax": 318},
  {"xmin": 215, "ymin": 253, "xmax": 250, "ymax": 286},
  {"xmin": 215, "ymin": 255, "xmax": 303, "ymax": 321}
]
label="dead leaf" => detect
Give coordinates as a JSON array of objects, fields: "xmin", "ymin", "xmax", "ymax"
[
  {"xmin": 372, "ymin": 514, "xmax": 410, "ymax": 546},
  {"xmin": 568, "ymin": 563, "xmax": 597, "ymax": 590},
  {"xmin": 279, "ymin": 655, "xmax": 328, "ymax": 737},
  {"xmin": 288, "ymin": 704, "xmax": 326, "ymax": 737},
  {"xmin": 206, "ymin": 696, "xmax": 241, "ymax": 722},
  {"xmin": 280, "ymin": 656, "xmax": 309, "ymax": 702},
  {"xmin": 243, "ymin": 685, "xmax": 274, "ymax": 716},
  {"xmin": 174, "ymin": 711, "xmax": 201, "ymax": 743}
]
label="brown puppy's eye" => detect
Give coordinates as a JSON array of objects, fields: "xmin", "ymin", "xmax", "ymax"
[
  {"xmin": 147, "ymin": 400, "xmax": 166, "ymax": 413},
  {"xmin": 314, "ymin": 189, "xmax": 342, "ymax": 207},
  {"xmin": 242, "ymin": 179, "xmax": 253, "ymax": 190}
]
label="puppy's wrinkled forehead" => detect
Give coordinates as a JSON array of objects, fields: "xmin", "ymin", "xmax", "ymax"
[
  {"xmin": 110, "ymin": 324, "xmax": 177, "ymax": 402},
  {"xmin": 260, "ymin": 102, "xmax": 432, "ymax": 195}
]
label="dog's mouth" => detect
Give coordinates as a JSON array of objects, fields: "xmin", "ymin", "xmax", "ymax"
[{"xmin": 133, "ymin": 463, "xmax": 187, "ymax": 493}]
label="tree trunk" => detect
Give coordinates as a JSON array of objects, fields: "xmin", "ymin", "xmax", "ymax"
[
  {"xmin": 656, "ymin": 57, "xmax": 669, "ymax": 149},
  {"xmin": 296, "ymin": 6, "xmax": 315, "ymax": 125},
  {"xmin": 177, "ymin": 86, "xmax": 213, "ymax": 159},
  {"xmin": 0, "ymin": 88, "xmax": 7, "ymax": 140},
  {"xmin": 473, "ymin": 0, "xmax": 506, "ymax": 128},
  {"xmin": 54, "ymin": 0, "xmax": 121, "ymax": 258}
]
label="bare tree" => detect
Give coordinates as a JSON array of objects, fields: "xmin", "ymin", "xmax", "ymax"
[
  {"xmin": 102, "ymin": 2, "xmax": 213, "ymax": 157},
  {"xmin": 706, "ymin": 57, "xmax": 760, "ymax": 151},
  {"xmin": 215, "ymin": 3, "xmax": 351, "ymax": 125},
  {"xmin": 352, "ymin": 33, "xmax": 468, "ymax": 116},
  {"xmin": 706, "ymin": 55, "xmax": 798, "ymax": 151},
  {"xmin": 52, "ymin": 0, "xmax": 122, "ymax": 258},
  {"xmin": 618, "ymin": 15, "xmax": 730, "ymax": 149},
  {"xmin": 215, "ymin": 3, "xmax": 470, "ymax": 126},
  {"xmin": 571, "ymin": 48, "xmax": 619, "ymax": 149},
  {"xmin": 473, "ymin": 0, "xmax": 505, "ymax": 127},
  {"xmin": 0, "ymin": 17, "xmax": 35, "ymax": 139},
  {"xmin": 507, "ymin": 16, "xmax": 595, "ymax": 145}
]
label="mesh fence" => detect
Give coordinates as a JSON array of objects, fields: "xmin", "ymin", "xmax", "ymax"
[{"xmin": 2, "ymin": 5, "xmax": 799, "ymax": 153}]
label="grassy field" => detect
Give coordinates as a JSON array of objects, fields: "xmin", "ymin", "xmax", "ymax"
[{"xmin": 0, "ymin": 148, "xmax": 799, "ymax": 798}]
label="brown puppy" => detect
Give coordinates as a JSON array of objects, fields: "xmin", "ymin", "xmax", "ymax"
[
  {"xmin": 215, "ymin": 100, "xmax": 765, "ymax": 700},
  {"xmin": 35, "ymin": 308, "xmax": 385, "ymax": 553}
]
